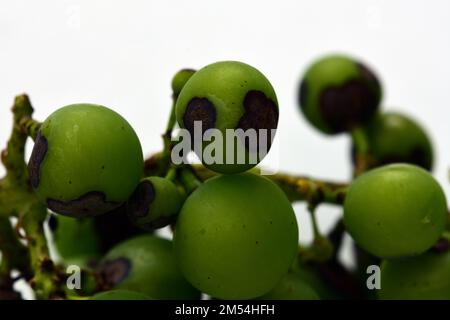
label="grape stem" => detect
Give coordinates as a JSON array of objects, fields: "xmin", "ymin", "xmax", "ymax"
[
  {"xmin": 351, "ymin": 127, "xmax": 372, "ymax": 177},
  {"xmin": 0, "ymin": 95, "xmax": 64, "ymax": 299}
]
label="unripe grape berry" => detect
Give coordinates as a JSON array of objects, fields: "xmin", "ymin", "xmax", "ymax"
[
  {"xmin": 90, "ymin": 289, "xmax": 152, "ymax": 300},
  {"xmin": 259, "ymin": 272, "xmax": 320, "ymax": 300},
  {"xmin": 171, "ymin": 69, "xmax": 196, "ymax": 97},
  {"xmin": 344, "ymin": 164, "xmax": 447, "ymax": 259},
  {"xmin": 379, "ymin": 251, "xmax": 450, "ymax": 300},
  {"xmin": 353, "ymin": 112, "xmax": 434, "ymax": 170},
  {"xmin": 298, "ymin": 54, "xmax": 382, "ymax": 134},
  {"xmin": 176, "ymin": 61, "xmax": 279, "ymax": 174},
  {"xmin": 127, "ymin": 176, "xmax": 184, "ymax": 230},
  {"xmin": 173, "ymin": 173, "xmax": 298, "ymax": 300},
  {"xmin": 49, "ymin": 215, "xmax": 101, "ymax": 266},
  {"xmin": 28, "ymin": 104, "xmax": 144, "ymax": 217},
  {"xmin": 98, "ymin": 235, "xmax": 200, "ymax": 300}
]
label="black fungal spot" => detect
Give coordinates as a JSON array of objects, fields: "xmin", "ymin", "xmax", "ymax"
[
  {"xmin": 126, "ymin": 180, "xmax": 155, "ymax": 221},
  {"xmin": 98, "ymin": 257, "xmax": 132, "ymax": 287},
  {"xmin": 183, "ymin": 98, "xmax": 217, "ymax": 138},
  {"xmin": 48, "ymin": 214, "xmax": 58, "ymax": 231},
  {"xmin": 237, "ymin": 90, "xmax": 279, "ymax": 152},
  {"xmin": 28, "ymin": 131, "xmax": 48, "ymax": 188},
  {"xmin": 298, "ymin": 79, "xmax": 308, "ymax": 110},
  {"xmin": 47, "ymin": 191, "xmax": 119, "ymax": 217},
  {"xmin": 101, "ymin": 165, "xmax": 105, "ymax": 170},
  {"xmin": 319, "ymin": 64, "xmax": 380, "ymax": 133}
]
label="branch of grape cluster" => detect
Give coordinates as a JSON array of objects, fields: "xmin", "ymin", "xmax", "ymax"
[{"xmin": 0, "ymin": 95, "xmax": 64, "ymax": 299}]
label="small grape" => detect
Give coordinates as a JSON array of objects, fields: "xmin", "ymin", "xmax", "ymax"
[
  {"xmin": 176, "ymin": 61, "xmax": 279, "ymax": 174},
  {"xmin": 173, "ymin": 173, "xmax": 298, "ymax": 300},
  {"xmin": 298, "ymin": 54, "xmax": 382, "ymax": 134},
  {"xmin": 344, "ymin": 164, "xmax": 447, "ymax": 258},
  {"xmin": 98, "ymin": 235, "xmax": 200, "ymax": 300},
  {"xmin": 258, "ymin": 272, "xmax": 320, "ymax": 300},
  {"xmin": 28, "ymin": 104, "xmax": 143, "ymax": 217},
  {"xmin": 379, "ymin": 251, "xmax": 450, "ymax": 300}
]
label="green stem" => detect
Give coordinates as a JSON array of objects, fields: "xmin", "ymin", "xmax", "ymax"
[
  {"xmin": 22, "ymin": 204, "xmax": 65, "ymax": 299},
  {"xmin": 179, "ymin": 166, "xmax": 202, "ymax": 194},
  {"xmin": 0, "ymin": 217, "xmax": 31, "ymax": 277},
  {"xmin": 351, "ymin": 127, "xmax": 372, "ymax": 177}
]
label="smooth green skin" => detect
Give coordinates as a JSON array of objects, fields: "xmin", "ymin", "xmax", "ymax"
[
  {"xmin": 300, "ymin": 54, "xmax": 381, "ymax": 134},
  {"xmin": 344, "ymin": 164, "xmax": 447, "ymax": 259},
  {"xmin": 52, "ymin": 215, "xmax": 101, "ymax": 263},
  {"xmin": 290, "ymin": 259, "xmax": 340, "ymax": 300},
  {"xmin": 171, "ymin": 69, "xmax": 196, "ymax": 96},
  {"xmin": 173, "ymin": 173, "xmax": 299, "ymax": 300},
  {"xmin": 363, "ymin": 112, "xmax": 433, "ymax": 170},
  {"xmin": 90, "ymin": 290, "xmax": 152, "ymax": 300},
  {"xmin": 176, "ymin": 61, "xmax": 278, "ymax": 174},
  {"xmin": 102, "ymin": 235, "xmax": 200, "ymax": 300},
  {"xmin": 259, "ymin": 272, "xmax": 320, "ymax": 300},
  {"xmin": 379, "ymin": 251, "xmax": 450, "ymax": 300},
  {"xmin": 35, "ymin": 104, "xmax": 143, "ymax": 214},
  {"xmin": 130, "ymin": 176, "xmax": 184, "ymax": 229}
]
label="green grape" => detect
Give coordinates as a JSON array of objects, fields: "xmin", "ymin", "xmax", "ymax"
[
  {"xmin": 171, "ymin": 69, "xmax": 196, "ymax": 96},
  {"xmin": 173, "ymin": 173, "xmax": 298, "ymax": 300},
  {"xmin": 258, "ymin": 272, "xmax": 320, "ymax": 300},
  {"xmin": 98, "ymin": 235, "xmax": 200, "ymax": 300},
  {"xmin": 28, "ymin": 104, "xmax": 143, "ymax": 217},
  {"xmin": 354, "ymin": 112, "xmax": 433, "ymax": 170},
  {"xmin": 344, "ymin": 164, "xmax": 447, "ymax": 258},
  {"xmin": 298, "ymin": 54, "xmax": 382, "ymax": 134},
  {"xmin": 127, "ymin": 176, "xmax": 184, "ymax": 230},
  {"xmin": 49, "ymin": 214, "xmax": 101, "ymax": 266},
  {"xmin": 90, "ymin": 290, "xmax": 152, "ymax": 300},
  {"xmin": 290, "ymin": 258, "xmax": 340, "ymax": 300},
  {"xmin": 175, "ymin": 61, "xmax": 279, "ymax": 174},
  {"xmin": 379, "ymin": 251, "xmax": 450, "ymax": 300}
]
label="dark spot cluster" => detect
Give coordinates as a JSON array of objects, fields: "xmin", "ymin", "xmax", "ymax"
[
  {"xmin": 98, "ymin": 258, "xmax": 132, "ymax": 288},
  {"xmin": 319, "ymin": 63, "xmax": 381, "ymax": 133},
  {"xmin": 237, "ymin": 90, "xmax": 279, "ymax": 151},
  {"xmin": 28, "ymin": 131, "xmax": 48, "ymax": 188},
  {"xmin": 47, "ymin": 191, "xmax": 119, "ymax": 217},
  {"xmin": 127, "ymin": 180, "xmax": 155, "ymax": 221},
  {"xmin": 183, "ymin": 98, "xmax": 217, "ymax": 138}
]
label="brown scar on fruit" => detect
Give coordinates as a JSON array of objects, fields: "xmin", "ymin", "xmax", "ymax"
[
  {"xmin": 98, "ymin": 258, "xmax": 132, "ymax": 288},
  {"xmin": 183, "ymin": 98, "xmax": 217, "ymax": 137},
  {"xmin": 237, "ymin": 90, "xmax": 279, "ymax": 151},
  {"xmin": 28, "ymin": 131, "xmax": 48, "ymax": 188},
  {"xmin": 47, "ymin": 191, "xmax": 119, "ymax": 217},
  {"xmin": 319, "ymin": 75, "xmax": 379, "ymax": 133},
  {"xmin": 127, "ymin": 180, "xmax": 155, "ymax": 221}
]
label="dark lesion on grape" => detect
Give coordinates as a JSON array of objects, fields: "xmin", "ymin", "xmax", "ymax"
[
  {"xmin": 319, "ymin": 64, "xmax": 381, "ymax": 133},
  {"xmin": 97, "ymin": 257, "xmax": 132, "ymax": 288},
  {"xmin": 237, "ymin": 90, "xmax": 279, "ymax": 151},
  {"xmin": 47, "ymin": 191, "xmax": 119, "ymax": 217},
  {"xmin": 127, "ymin": 180, "xmax": 155, "ymax": 220},
  {"xmin": 28, "ymin": 130, "xmax": 48, "ymax": 188},
  {"xmin": 183, "ymin": 97, "xmax": 217, "ymax": 137}
]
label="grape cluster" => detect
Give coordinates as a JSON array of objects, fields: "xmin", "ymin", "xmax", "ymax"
[{"xmin": 18, "ymin": 55, "xmax": 450, "ymax": 300}]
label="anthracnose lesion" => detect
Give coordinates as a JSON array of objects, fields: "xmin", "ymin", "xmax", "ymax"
[
  {"xmin": 237, "ymin": 90, "xmax": 279, "ymax": 151},
  {"xmin": 47, "ymin": 191, "xmax": 120, "ymax": 217},
  {"xmin": 97, "ymin": 257, "xmax": 132, "ymax": 287},
  {"xmin": 319, "ymin": 66, "xmax": 380, "ymax": 133},
  {"xmin": 126, "ymin": 180, "xmax": 155, "ymax": 221},
  {"xmin": 28, "ymin": 131, "xmax": 48, "ymax": 188},
  {"xmin": 183, "ymin": 97, "xmax": 217, "ymax": 137}
]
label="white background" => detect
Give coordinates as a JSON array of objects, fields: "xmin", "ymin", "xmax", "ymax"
[{"xmin": 1, "ymin": 0, "xmax": 450, "ymax": 289}]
